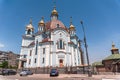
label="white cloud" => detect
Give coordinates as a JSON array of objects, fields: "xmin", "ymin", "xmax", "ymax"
[{"xmin": 0, "ymin": 43, "xmax": 5, "ymax": 48}]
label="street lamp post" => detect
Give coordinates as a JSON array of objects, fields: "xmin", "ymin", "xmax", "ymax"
[{"xmin": 80, "ymin": 21, "xmax": 92, "ymax": 77}]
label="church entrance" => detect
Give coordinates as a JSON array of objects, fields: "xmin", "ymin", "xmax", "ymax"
[{"xmin": 59, "ymin": 59, "xmax": 64, "ymax": 67}]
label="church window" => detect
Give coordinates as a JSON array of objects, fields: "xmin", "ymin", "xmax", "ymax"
[
  {"xmin": 42, "ymin": 57, "xmax": 44, "ymax": 63},
  {"xmin": 60, "ymin": 33, "xmax": 62, "ymax": 36},
  {"xmin": 57, "ymin": 24, "xmax": 59, "ymax": 28},
  {"xmin": 60, "ymin": 40, "xmax": 62, "ymax": 49},
  {"xmin": 34, "ymin": 58, "xmax": 37, "ymax": 63},
  {"xmin": 29, "ymin": 59, "xmax": 31, "ymax": 64},
  {"xmin": 30, "ymin": 50, "xmax": 32, "ymax": 56},
  {"xmin": 57, "ymin": 40, "xmax": 65, "ymax": 49},
  {"xmin": 43, "ymin": 48, "xmax": 45, "ymax": 54},
  {"xmin": 23, "ymin": 55, "xmax": 27, "ymax": 58},
  {"xmin": 35, "ymin": 40, "xmax": 38, "ymax": 55},
  {"xmin": 74, "ymin": 48, "xmax": 75, "ymax": 52},
  {"xmin": 75, "ymin": 62, "xmax": 76, "ymax": 66}
]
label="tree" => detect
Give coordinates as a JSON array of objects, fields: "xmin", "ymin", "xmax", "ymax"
[
  {"xmin": 0, "ymin": 64, "xmax": 3, "ymax": 68},
  {"xmin": 2, "ymin": 61, "xmax": 8, "ymax": 68}
]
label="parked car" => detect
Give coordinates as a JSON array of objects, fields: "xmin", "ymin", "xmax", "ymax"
[
  {"xmin": 0, "ymin": 69, "xmax": 2, "ymax": 75},
  {"xmin": 19, "ymin": 69, "xmax": 33, "ymax": 76},
  {"xmin": 50, "ymin": 68, "xmax": 59, "ymax": 76},
  {"xmin": 2, "ymin": 69, "xmax": 17, "ymax": 75}
]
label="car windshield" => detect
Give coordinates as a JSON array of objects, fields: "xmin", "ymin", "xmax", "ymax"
[
  {"xmin": 23, "ymin": 70, "xmax": 29, "ymax": 71},
  {"xmin": 51, "ymin": 69, "xmax": 57, "ymax": 72}
]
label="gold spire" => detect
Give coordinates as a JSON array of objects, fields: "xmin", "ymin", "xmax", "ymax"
[
  {"xmin": 51, "ymin": 6, "xmax": 58, "ymax": 16},
  {"xmin": 38, "ymin": 16, "xmax": 45, "ymax": 26},
  {"xmin": 69, "ymin": 17, "xmax": 75, "ymax": 30}
]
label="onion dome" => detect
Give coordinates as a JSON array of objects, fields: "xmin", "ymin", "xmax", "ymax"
[
  {"xmin": 69, "ymin": 17, "xmax": 75, "ymax": 30},
  {"xmin": 70, "ymin": 24, "xmax": 75, "ymax": 30},
  {"xmin": 26, "ymin": 19, "xmax": 34, "ymax": 31},
  {"xmin": 38, "ymin": 17, "xmax": 45, "ymax": 26},
  {"xmin": 51, "ymin": 6, "xmax": 58, "ymax": 17}
]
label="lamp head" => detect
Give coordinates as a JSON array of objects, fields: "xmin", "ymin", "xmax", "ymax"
[{"xmin": 80, "ymin": 20, "xmax": 83, "ymax": 24}]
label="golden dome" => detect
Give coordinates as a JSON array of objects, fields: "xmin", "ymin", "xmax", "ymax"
[
  {"xmin": 51, "ymin": 7, "xmax": 58, "ymax": 16},
  {"xmin": 26, "ymin": 24, "xmax": 34, "ymax": 31},
  {"xmin": 38, "ymin": 17, "xmax": 45, "ymax": 26},
  {"xmin": 70, "ymin": 24, "xmax": 75, "ymax": 30},
  {"xmin": 26, "ymin": 19, "xmax": 34, "ymax": 31},
  {"xmin": 69, "ymin": 17, "xmax": 75, "ymax": 30}
]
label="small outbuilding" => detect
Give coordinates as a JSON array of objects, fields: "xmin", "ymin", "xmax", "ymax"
[{"xmin": 92, "ymin": 42, "xmax": 120, "ymax": 73}]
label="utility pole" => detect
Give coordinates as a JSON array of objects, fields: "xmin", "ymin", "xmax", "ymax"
[{"xmin": 80, "ymin": 21, "xmax": 92, "ymax": 77}]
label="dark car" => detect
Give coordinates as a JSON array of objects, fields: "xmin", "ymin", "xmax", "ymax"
[
  {"xmin": 50, "ymin": 69, "xmax": 59, "ymax": 76},
  {"xmin": 20, "ymin": 69, "xmax": 33, "ymax": 76},
  {"xmin": 2, "ymin": 69, "xmax": 17, "ymax": 75}
]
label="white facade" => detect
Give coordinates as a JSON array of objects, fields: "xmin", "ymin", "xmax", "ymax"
[{"xmin": 19, "ymin": 7, "xmax": 84, "ymax": 68}]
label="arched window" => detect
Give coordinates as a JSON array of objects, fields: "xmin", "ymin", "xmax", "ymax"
[
  {"xmin": 43, "ymin": 48, "xmax": 45, "ymax": 54},
  {"xmin": 42, "ymin": 57, "xmax": 44, "ymax": 63},
  {"xmin": 34, "ymin": 58, "xmax": 37, "ymax": 63},
  {"xmin": 57, "ymin": 39, "xmax": 65, "ymax": 49},
  {"xmin": 30, "ymin": 50, "xmax": 32, "ymax": 56},
  {"xmin": 57, "ymin": 24, "xmax": 59, "ymax": 28},
  {"xmin": 35, "ymin": 40, "xmax": 38, "ymax": 55},
  {"xmin": 29, "ymin": 59, "xmax": 31, "ymax": 64},
  {"xmin": 27, "ymin": 29, "xmax": 31, "ymax": 34}
]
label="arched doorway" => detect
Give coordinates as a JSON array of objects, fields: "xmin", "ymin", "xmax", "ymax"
[{"xmin": 59, "ymin": 59, "xmax": 64, "ymax": 67}]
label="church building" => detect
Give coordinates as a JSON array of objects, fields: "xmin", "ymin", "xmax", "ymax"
[
  {"xmin": 18, "ymin": 7, "xmax": 84, "ymax": 69},
  {"xmin": 92, "ymin": 42, "xmax": 120, "ymax": 73}
]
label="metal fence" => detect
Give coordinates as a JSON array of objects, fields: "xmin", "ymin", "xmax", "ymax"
[{"xmin": 17, "ymin": 66, "xmax": 89, "ymax": 74}]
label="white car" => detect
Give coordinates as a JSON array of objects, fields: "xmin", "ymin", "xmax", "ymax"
[{"xmin": 20, "ymin": 70, "xmax": 33, "ymax": 76}]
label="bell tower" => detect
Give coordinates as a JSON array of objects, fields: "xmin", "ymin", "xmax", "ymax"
[
  {"xmin": 38, "ymin": 17, "xmax": 45, "ymax": 32},
  {"xmin": 25, "ymin": 19, "xmax": 34, "ymax": 35},
  {"xmin": 111, "ymin": 42, "xmax": 119, "ymax": 54}
]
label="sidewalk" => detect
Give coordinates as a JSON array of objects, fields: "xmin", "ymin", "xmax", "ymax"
[{"xmin": 93, "ymin": 75, "xmax": 120, "ymax": 80}]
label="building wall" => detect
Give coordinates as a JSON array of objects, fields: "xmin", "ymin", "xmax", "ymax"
[
  {"xmin": 22, "ymin": 38, "xmax": 34, "ymax": 47},
  {"xmin": 22, "ymin": 28, "xmax": 81, "ymax": 68},
  {"xmin": 0, "ymin": 51, "xmax": 19, "ymax": 67},
  {"xmin": 93, "ymin": 60, "xmax": 120, "ymax": 73},
  {"xmin": 19, "ymin": 23, "xmax": 82, "ymax": 68}
]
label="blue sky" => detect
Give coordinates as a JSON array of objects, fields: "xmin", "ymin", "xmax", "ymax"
[{"xmin": 0, "ymin": 0, "xmax": 120, "ymax": 63}]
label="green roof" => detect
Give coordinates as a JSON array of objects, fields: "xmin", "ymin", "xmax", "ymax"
[
  {"xmin": 92, "ymin": 61, "xmax": 103, "ymax": 66},
  {"xmin": 103, "ymin": 54, "xmax": 120, "ymax": 60}
]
